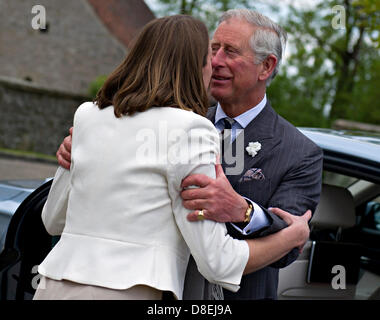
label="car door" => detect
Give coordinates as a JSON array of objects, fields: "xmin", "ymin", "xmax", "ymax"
[
  {"xmin": 278, "ymin": 169, "xmax": 380, "ymax": 299},
  {"xmin": 352, "ymin": 196, "xmax": 380, "ymax": 299},
  {"xmin": 0, "ymin": 180, "xmax": 53, "ymax": 300},
  {"xmin": 277, "ymin": 182, "xmax": 360, "ymax": 299}
]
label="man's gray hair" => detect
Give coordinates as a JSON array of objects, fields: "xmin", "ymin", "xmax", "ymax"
[{"xmin": 219, "ymin": 9, "xmax": 287, "ymax": 86}]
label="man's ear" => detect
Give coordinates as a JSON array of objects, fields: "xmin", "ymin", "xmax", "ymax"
[{"xmin": 258, "ymin": 54, "xmax": 277, "ymax": 82}]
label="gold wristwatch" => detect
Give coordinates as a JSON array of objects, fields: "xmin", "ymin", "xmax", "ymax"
[{"xmin": 243, "ymin": 202, "xmax": 253, "ymax": 223}]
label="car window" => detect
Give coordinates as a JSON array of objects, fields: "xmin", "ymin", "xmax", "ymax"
[
  {"xmin": 323, "ymin": 170, "xmax": 380, "ymax": 231},
  {"xmin": 323, "ymin": 171, "xmax": 358, "ymax": 188},
  {"xmin": 363, "ymin": 199, "xmax": 380, "ymax": 231}
]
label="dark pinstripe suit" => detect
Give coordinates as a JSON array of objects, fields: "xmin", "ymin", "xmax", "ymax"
[{"xmin": 182, "ymin": 101, "xmax": 323, "ymax": 300}]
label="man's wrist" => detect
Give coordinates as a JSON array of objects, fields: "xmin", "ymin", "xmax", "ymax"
[{"xmin": 235, "ymin": 199, "xmax": 253, "ymax": 228}]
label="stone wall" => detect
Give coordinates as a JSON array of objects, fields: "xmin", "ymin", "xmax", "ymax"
[{"xmin": 0, "ymin": 76, "xmax": 89, "ymax": 155}]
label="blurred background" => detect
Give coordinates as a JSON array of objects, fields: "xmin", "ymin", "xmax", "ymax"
[{"xmin": 0, "ymin": 0, "xmax": 379, "ymax": 160}]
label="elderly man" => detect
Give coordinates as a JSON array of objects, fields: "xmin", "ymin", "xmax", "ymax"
[
  {"xmin": 179, "ymin": 9, "xmax": 323, "ymax": 300},
  {"xmin": 57, "ymin": 9, "xmax": 322, "ymax": 300}
]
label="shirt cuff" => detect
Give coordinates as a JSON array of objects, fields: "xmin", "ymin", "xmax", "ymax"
[{"xmin": 231, "ymin": 197, "xmax": 270, "ymax": 235}]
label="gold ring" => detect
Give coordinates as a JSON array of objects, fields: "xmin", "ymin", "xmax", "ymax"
[{"xmin": 197, "ymin": 210, "xmax": 205, "ymax": 221}]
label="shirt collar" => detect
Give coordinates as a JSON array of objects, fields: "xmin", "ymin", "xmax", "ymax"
[{"xmin": 214, "ymin": 94, "xmax": 267, "ymax": 129}]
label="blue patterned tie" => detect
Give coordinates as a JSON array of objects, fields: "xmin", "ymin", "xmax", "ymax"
[{"xmin": 222, "ymin": 117, "xmax": 235, "ymax": 155}]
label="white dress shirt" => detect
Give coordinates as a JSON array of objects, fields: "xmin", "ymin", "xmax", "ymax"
[{"xmin": 214, "ymin": 95, "xmax": 270, "ymax": 235}]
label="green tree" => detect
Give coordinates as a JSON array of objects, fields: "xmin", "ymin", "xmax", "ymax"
[
  {"xmin": 153, "ymin": 0, "xmax": 255, "ymax": 30},
  {"xmin": 269, "ymin": 0, "xmax": 379, "ymax": 126},
  {"xmin": 88, "ymin": 75, "xmax": 108, "ymax": 99},
  {"xmin": 148, "ymin": 0, "xmax": 380, "ymax": 127}
]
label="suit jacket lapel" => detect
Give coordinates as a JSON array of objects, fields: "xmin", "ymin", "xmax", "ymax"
[
  {"xmin": 207, "ymin": 102, "xmax": 281, "ymax": 188},
  {"xmin": 206, "ymin": 105, "xmax": 217, "ymax": 123}
]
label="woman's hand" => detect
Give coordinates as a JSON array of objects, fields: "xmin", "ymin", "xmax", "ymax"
[
  {"xmin": 56, "ymin": 127, "xmax": 73, "ymax": 170},
  {"xmin": 243, "ymin": 208, "xmax": 312, "ymax": 274},
  {"xmin": 269, "ymin": 207, "xmax": 312, "ymax": 254}
]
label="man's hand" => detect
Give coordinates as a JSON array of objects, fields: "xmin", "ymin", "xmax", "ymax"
[
  {"xmin": 269, "ymin": 207, "xmax": 311, "ymax": 254},
  {"xmin": 181, "ymin": 161, "xmax": 248, "ymax": 223},
  {"xmin": 56, "ymin": 127, "xmax": 73, "ymax": 170}
]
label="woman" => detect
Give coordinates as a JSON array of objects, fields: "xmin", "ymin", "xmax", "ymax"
[{"xmin": 34, "ymin": 15, "xmax": 309, "ymax": 300}]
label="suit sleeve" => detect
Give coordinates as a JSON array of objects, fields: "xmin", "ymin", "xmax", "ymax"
[
  {"xmin": 269, "ymin": 143, "xmax": 323, "ymax": 267},
  {"xmin": 236, "ymin": 143, "xmax": 323, "ymax": 268},
  {"xmin": 166, "ymin": 118, "xmax": 249, "ymax": 292}
]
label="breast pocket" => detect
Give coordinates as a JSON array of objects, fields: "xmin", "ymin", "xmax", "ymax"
[{"xmin": 235, "ymin": 178, "xmax": 272, "ymax": 207}]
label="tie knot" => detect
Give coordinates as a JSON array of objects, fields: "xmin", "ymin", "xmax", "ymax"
[{"xmin": 223, "ymin": 117, "xmax": 235, "ymax": 130}]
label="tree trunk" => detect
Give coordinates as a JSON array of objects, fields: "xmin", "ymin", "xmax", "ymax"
[{"xmin": 329, "ymin": 2, "xmax": 365, "ymax": 120}]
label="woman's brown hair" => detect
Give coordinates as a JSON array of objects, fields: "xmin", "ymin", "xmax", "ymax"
[{"xmin": 95, "ymin": 15, "xmax": 210, "ymax": 117}]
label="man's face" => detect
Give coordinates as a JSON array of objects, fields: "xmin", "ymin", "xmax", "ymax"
[{"xmin": 210, "ymin": 18, "xmax": 263, "ymax": 107}]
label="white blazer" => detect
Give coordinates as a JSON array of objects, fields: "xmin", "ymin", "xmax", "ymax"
[{"xmin": 38, "ymin": 102, "xmax": 249, "ymax": 299}]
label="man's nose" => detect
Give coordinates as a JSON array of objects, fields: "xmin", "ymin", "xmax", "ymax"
[{"xmin": 211, "ymin": 49, "xmax": 225, "ymax": 68}]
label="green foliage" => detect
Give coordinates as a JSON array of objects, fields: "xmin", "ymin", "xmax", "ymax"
[
  {"xmin": 347, "ymin": 47, "xmax": 380, "ymax": 123},
  {"xmin": 267, "ymin": 72, "xmax": 330, "ymax": 128},
  {"xmin": 153, "ymin": 0, "xmax": 255, "ymax": 31},
  {"xmin": 352, "ymin": 0, "xmax": 380, "ymax": 47},
  {"xmin": 277, "ymin": 0, "xmax": 380, "ymax": 125},
  {"xmin": 0, "ymin": 147, "xmax": 56, "ymax": 162},
  {"xmin": 88, "ymin": 75, "xmax": 107, "ymax": 99},
  {"xmin": 147, "ymin": 0, "xmax": 380, "ymax": 127}
]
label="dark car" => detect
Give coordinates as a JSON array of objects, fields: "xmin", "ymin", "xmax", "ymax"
[
  {"xmin": 277, "ymin": 129, "xmax": 380, "ymax": 300},
  {"xmin": 0, "ymin": 128, "xmax": 379, "ymax": 300}
]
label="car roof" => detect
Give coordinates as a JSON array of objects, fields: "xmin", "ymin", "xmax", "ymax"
[{"xmin": 299, "ymin": 128, "xmax": 380, "ymax": 163}]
